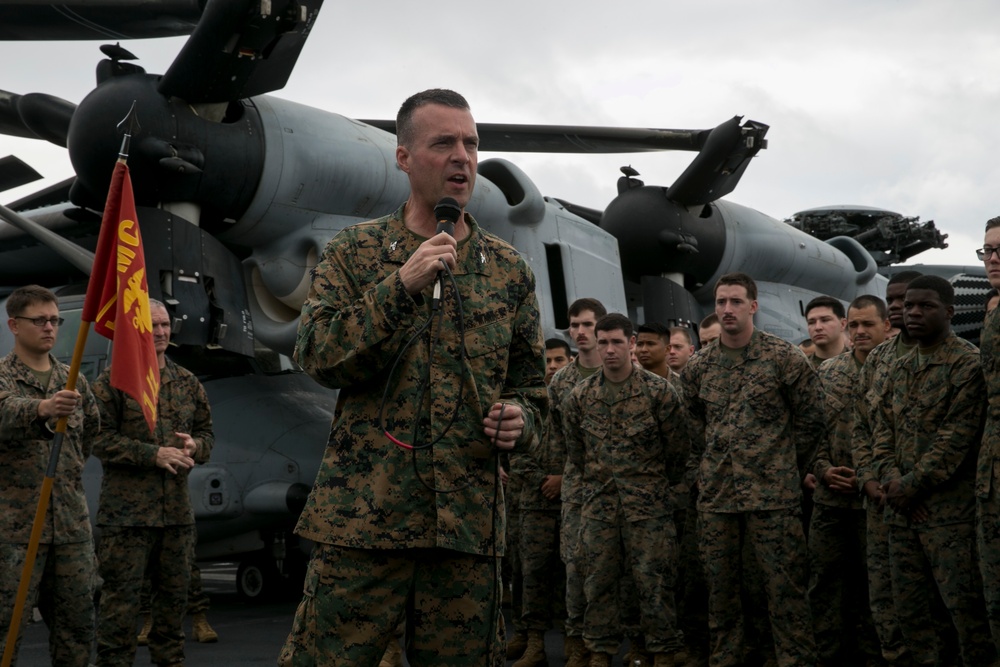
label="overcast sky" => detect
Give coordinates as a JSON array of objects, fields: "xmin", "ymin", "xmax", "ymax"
[{"xmin": 2, "ymin": 0, "xmax": 999, "ymax": 267}]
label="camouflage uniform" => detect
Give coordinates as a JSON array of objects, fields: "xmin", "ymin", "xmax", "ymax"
[
  {"xmin": 979, "ymin": 307, "xmax": 1000, "ymax": 654},
  {"xmin": 516, "ymin": 417, "xmax": 566, "ymax": 633},
  {"xmin": 853, "ymin": 336, "xmax": 914, "ymax": 664},
  {"xmin": 563, "ymin": 367, "xmax": 688, "ymax": 657},
  {"xmin": 139, "ymin": 560, "xmax": 211, "ymax": 615},
  {"xmin": 548, "ymin": 360, "xmax": 596, "ymax": 647},
  {"xmin": 0, "ymin": 351, "xmax": 99, "ymax": 667},
  {"xmin": 279, "ymin": 205, "xmax": 546, "ymax": 667},
  {"xmin": 92, "ymin": 359, "xmax": 214, "ymax": 667},
  {"xmin": 681, "ymin": 330, "xmax": 823, "ymax": 667},
  {"xmin": 809, "ymin": 351, "xmax": 879, "ymax": 663},
  {"xmin": 871, "ymin": 333, "xmax": 994, "ymax": 666}
]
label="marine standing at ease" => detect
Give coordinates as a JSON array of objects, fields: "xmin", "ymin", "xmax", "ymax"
[
  {"xmin": 92, "ymin": 299, "xmax": 215, "ymax": 667},
  {"xmin": 682, "ymin": 271, "xmax": 825, "ymax": 667},
  {"xmin": 279, "ymin": 88, "xmax": 547, "ymax": 667},
  {"xmin": 976, "ymin": 216, "xmax": 1000, "ymax": 658}
]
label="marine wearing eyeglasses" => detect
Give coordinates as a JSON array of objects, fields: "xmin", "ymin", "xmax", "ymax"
[
  {"xmin": 976, "ymin": 216, "xmax": 1000, "ymax": 657},
  {"xmin": 0, "ymin": 284, "xmax": 100, "ymax": 667},
  {"xmin": 977, "ymin": 246, "xmax": 1000, "ymax": 261},
  {"xmin": 13, "ymin": 316, "xmax": 64, "ymax": 328}
]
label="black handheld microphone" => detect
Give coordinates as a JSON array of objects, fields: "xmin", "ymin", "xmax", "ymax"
[
  {"xmin": 432, "ymin": 197, "xmax": 462, "ymax": 306},
  {"xmin": 434, "ymin": 197, "xmax": 461, "ymax": 236}
]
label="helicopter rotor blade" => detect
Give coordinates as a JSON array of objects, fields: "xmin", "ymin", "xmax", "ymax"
[
  {"xmin": 360, "ymin": 119, "xmax": 712, "ymax": 154},
  {"xmin": 0, "ymin": 89, "xmax": 77, "ymax": 146},
  {"xmin": 158, "ymin": 0, "xmax": 324, "ymax": 104},
  {"xmin": 0, "ymin": 202, "xmax": 95, "ymax": 275},
  {"xmin": 0, "ymin": 155, "xmax": 43, "ymax": 194},
  {"xmin": 665, "ymin": 117, "xmax": 769, "ymax": 207}
]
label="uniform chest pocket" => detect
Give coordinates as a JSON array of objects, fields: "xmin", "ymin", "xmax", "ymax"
[
  {"xmin": 743, "ymin": 381, "xmax": 785, "ymax": 422},
  {"xmin": 623, "ymin": 415, "xmax": 658, "ymax": 441},
  {"xmin": 580, "ymin": 414, "xmax": 609, "ymax": 441}
]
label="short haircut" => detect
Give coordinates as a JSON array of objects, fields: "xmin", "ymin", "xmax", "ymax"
[
  {"xmin": 987, "ymin": 216, "xmax": 1000, "ymax": 232},
  {"xmin": 906, "ymin": 275, "xmax": 954, "ymax": 307},
  {"xmin": 595, "ymin": 313, "xmax": 633, "ymax": 339},
  {"xmin": 396, "ymin": 89, "xmax": 470, "ymax": 148},
  {"xmin": 636, "ymin": 321, "xmax": 669, "ymax": 341},
  {"xmin": 849, "ymin": 294, "xmax": 888, "ymax": 321},
  {"xmin": 545, "ymin": 337, "xmax": 571, "ymax": 356},
  {"xmin": 669, "ymin": 326, "xmax": 693, "ymax": 345},
  {"xmin": 714, "ymin": 272, "xmax": 757, "ymax": 301},
  {"xmin": 887, "ymin": 270, "xmax": 923, "ymax": 288},
  {"xmin": 567, "ymin": 297, "xmax": 607, "ymax": 320},
  {"xmin": 986, "ymin": 288, "xmax": 1000, "ymax": 311},
  {"xmin": 799, "ymin": 338, "xmax": 814, "ymax": 346},
  {"xmin": 805, "ymin": 295, "xmax": 846, "ymax": 320},
  {"xmin": 700, "ymin": 312, "xmax": 719, "ymax": 329},
  {"xmin": 6, "ymin": 284, "xmax": 57, "ymax": 318}
]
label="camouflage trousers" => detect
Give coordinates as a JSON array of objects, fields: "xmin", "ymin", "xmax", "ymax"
[
  {"xmin": 978, "ymin": 488, "xmax": 1000, "ymax": 656},
  {"xmin": 139, "ymin": 560, "xmax": 210, "ymax": 616},
  {"xmin": 561, "ymin": 501, "xmax": 587, "ymax": 639},
  {"xmin": 581, "ymin": 513, "xmax": 682, "ymax": 655},
  {"xmin": 96, "ymin": 524, "xmax": 196, "ymax": 667},
  {"xmin": 278, "ymin": 545, "xmax": 505, "ymax": 667},
  {"xmin": 678, "ymin": 505, "xmax": 709, "ymax": 656},
  {"xmin": 889, "ymin": 521, "xmax": 995, "ymax": 666},
  {"xmin": 698, "ymin": 509, "xmax": 815, "ymax": 667},
  {"xmin": 866, "ymin": 502, "xmax": 910, "ymax": 664},
  {"xmin": 0, "ymin": 540, "xmax": 97, "ymax": 667},
  {"xmin": 505, "ymin": 503, "xmax": 523, "ymax": 624},
  {"xmin": 518, "ymin": 509, "xmax": 566, "ymax": 631},
  {"xmin": 807, "ymin": 503, "xmax": 879, "ymax": 662}
]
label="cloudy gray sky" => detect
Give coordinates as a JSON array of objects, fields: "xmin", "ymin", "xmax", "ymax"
[{"xmin": 2, "ymin": 0, "xmax": 999, "ymax": 266}]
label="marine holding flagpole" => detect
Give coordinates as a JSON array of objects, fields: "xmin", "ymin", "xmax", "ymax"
[{"xmin": 0, "ymin": 285, "xmax": 101, "ymax": 667}]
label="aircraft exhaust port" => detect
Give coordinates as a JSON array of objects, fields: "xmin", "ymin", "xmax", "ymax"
[{"xmin": 244, "ymin": 481, "xmax": 311, "ymax": 515}]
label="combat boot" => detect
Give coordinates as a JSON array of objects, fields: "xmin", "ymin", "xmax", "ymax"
[
  {"xmin": 588, "ymin": 652, "xmax": 613, "ymax": 667},
  {"xmin": 564, "ymin": 635, "xmax": 588, "ymax": 667},
  {"xmin": 512, "ymin": 629, "xmax": 546, "ymax": 667},
  {"xmin": 137, "ymin": 615, "xmax": 152, "ymax": 646},
  {"xmin": 379, "ymin": 639, "xmax": 404, "ymax": 667},
  {"xmin": 623, "ymin": 645, "xmax": 649, "ymax": 666},
  {"xmin": 191, "ymin": 613, "xmax": 219, "ymax": 643},
  {"xmin": 651, "ymin": 653, "xmax": 676, "ymax": 667},
  {"xmin": 507, "ymin": 628, "xmax": 529, "ymax": 659}
]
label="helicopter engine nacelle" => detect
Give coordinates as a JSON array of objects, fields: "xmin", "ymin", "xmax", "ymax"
[{"xmin": 67, "ymin": 71, "xmax": 265, "ymax": 230}]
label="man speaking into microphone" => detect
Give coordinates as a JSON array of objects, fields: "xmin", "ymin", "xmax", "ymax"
[{"xmin": 279, "ymin": 89, "xmax": 547, "ymax": 667}]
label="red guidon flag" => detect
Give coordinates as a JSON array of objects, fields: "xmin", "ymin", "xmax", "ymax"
[{"xmin": 81, "ymin": 159, "xmax": 160, "ymax": 432}]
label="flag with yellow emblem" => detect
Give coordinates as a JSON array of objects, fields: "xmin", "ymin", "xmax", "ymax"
[{"xmin": 81, "ymin": 158, "xmax": 160, "ymax": 432}]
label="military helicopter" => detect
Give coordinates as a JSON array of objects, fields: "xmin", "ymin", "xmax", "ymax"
[{"xmin": 0, "ymin": 0, "xmax": 988, "ymax": 599}]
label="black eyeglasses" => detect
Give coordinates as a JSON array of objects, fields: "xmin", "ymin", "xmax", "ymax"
[
  {"xmin": 15, "ymin": 316, "xmax": 64, "ymax": 327},
  {"xmin": 977, "ymin": 247, "xmax": 1000, "ymax": 261}
]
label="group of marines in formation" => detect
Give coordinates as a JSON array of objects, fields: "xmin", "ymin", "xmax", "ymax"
[{"xmin": 501, "ymin": 216, "xmax": 1000, "ymax": 667}]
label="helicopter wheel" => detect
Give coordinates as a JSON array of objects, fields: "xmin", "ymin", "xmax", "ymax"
[{"xmin": 236, "ymin": 554, "xmax": 281, "ymax": 601}]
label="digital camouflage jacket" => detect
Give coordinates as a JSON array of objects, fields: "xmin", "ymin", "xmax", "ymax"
[
  {"xmin": 563, "ymin": 367, "xmax": 688, "ymax": 522},
  {"xmin": 292, "ymin": 205, "xmax": 547, "ymax": 557},
  {"xmin": 92, "ymin": 358, "xmax": 214, "ymax": 527},
  {"xmin": 871, "ymin": 333, "xmax": 983, "ymax": 528},
  {"xmin": 0, "ymin": 352, "xmax": 99, "ymax": 544},
  {"xmin": 682, "ymin": 329, "xmax": 827, "ymax": 513},
  {"xmin": 815, "ymin": 351, "xmax": 864, "ymax": 509}
]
